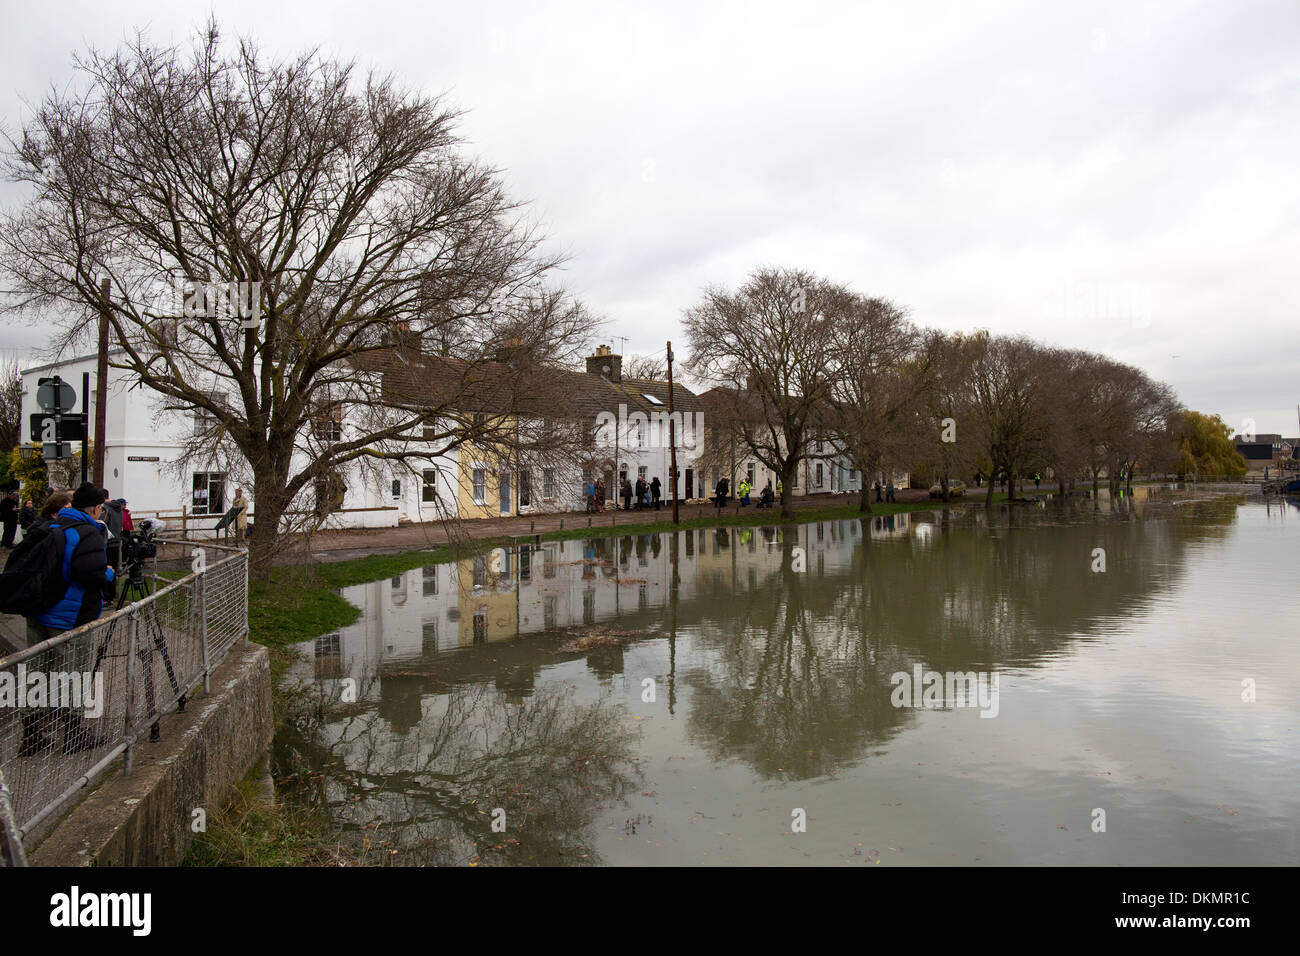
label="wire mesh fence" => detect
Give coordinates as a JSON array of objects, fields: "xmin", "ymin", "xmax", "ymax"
[{"xmin": 0, "ymin": 543, "xmax": 249, "ymax": 861}]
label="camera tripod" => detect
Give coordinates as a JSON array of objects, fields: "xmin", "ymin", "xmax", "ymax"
[{"xmin": 90, "ymin": 557, "xmax": 183, "ymax": 742}]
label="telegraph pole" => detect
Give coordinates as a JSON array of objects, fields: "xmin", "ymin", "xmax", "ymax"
[
  {"xmin": 93, "ymin": 277, "xmax": 110, "ymax": 487},
  {"xmin": 666, "ymin": 340, "xmax": 679, "ymax": 525}
]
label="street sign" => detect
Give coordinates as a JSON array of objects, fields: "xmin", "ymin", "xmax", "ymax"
[
  {"xmin": 36, "ymin": 378, "xmax": 77, "ymax": 413},
  {"xmin": 30, "ymin": 414, "xmax": 86, "ymax": 443},
  {"xmin": 42, "ymin": 442, "xmax": 73, "ymax": 461}
]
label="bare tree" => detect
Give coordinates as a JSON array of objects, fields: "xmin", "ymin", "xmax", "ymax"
[
  {"xmin": 621, "ymin": 353, "xmax": 665, "ymax": 381},
  {"xmin": 685, "ymin": 267, "xmax": 843, "ymax": 518},
  {"xmin": 823, "ymin": 296, "xmax": 929, "ymax": 512},
  {"xmin": 0, "ymin": 23, "xmax": 592, "ymax": 576},
  {"xmin": 909, "ymin": 330, "xmax": 986, "ymax": 500},
  {"xmin": 0, "ymin": 358, "xmax": 21, "ymax": 460}
]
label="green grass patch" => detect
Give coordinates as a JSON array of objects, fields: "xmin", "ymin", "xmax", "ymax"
[{"xmin": 184, "ymin": 761, "xmax": 345, "ymax": 867}]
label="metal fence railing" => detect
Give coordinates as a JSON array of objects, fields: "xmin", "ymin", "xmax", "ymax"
[{"xmin": 0, "ymin": 542, "xmax": 249, "ymax": 862}]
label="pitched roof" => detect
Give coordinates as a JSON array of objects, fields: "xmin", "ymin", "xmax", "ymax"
[{"xmin": 372, "ymin": 348, "xmax": 700, "ymax": 422}]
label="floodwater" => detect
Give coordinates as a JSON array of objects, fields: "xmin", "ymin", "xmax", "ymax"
[{"xmin": 281, "ymin": 488, "xmax": 1300, "ymax": 866}]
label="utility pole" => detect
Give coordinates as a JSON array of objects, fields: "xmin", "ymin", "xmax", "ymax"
[
  {"xmin": 80, "ymin": 372, "xmax": 90, "ymax": 486},
  {"xmin": 93, "ymin": 277, "xmax": 110, "ymax": 487},
  {"xmin": 667, "ymin": 340, "xmax": 679, "ymax": 525}
]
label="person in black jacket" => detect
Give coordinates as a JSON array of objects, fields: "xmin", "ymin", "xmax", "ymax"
[
  {"xmin": 99, "ymin": 489, "xmax": 124, "ymax": 572},
  {"xmin": 18, "ymin": 482, "xmax": 117, "ymax": 755},
  {"xmin": 18, "ymin": 498, "xmax": 38, "ymax": 536},
  {"xmin": 0, "ymin": 488, "xmax": 17, "ymax": 548},
  {"xmin": 650, "ymin": 476, "xmax": 662, "ymax": 510}
]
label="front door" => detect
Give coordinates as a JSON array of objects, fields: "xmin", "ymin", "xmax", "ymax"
[
  {"xmin": 499, "ymin": 472, "xmax": 511, "ymax": 514},
  {"xmin": 685, "ymin": 468, "xmax": 694, "ymax": 500}
]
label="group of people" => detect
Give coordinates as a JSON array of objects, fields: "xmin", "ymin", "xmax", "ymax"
[
  {"xmin": 724, "ymin": 477, "xmax": 779, "ymax": 509},
  {"xmin": 1, "ymin": 482, "xmax": 129, "ymax": 756},
  {"xmin": 873, "ymin": 480, "xmax": 897, "ymax": 503},
  {"xmin": 619, "ymin": 475, "xmax": 662, "ymax": 511}
]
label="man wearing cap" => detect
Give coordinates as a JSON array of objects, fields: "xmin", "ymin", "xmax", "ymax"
[{"xmin": 18, "ymin": 482, "xmax": 117, "ymax": 755}]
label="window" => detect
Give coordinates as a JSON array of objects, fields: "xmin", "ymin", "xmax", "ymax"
[
  {"xmin": 791, "ymin": 469, "xmax": 798, "ymax": 489},
  {"xmin": 391, "ymin": 479, "xmax": 401, "ymax": 500},
  {"xmin": 582, "ymin": 588, "xmax": 595, "ymax": 625},
  {"xmin": 422, "ymin": 619, "xmax": 439, "ymax": 656},
  {"xmin": 638, "ymin": 585, "xmax": 648, "ymax": 610},
  {"xmin": 312, "ymin": 402, "xmax": 343, "ymax": 443},
  {"xmin": 422, "ymin": 469, "xmax": 439, "ymax": 503},
  {"xmin": 473, "ymin": 608, "xmax": 488, "ymax": 644},
  {"xmin": 636, "ymin": 423, "xmax": 646, "ymax": 448},
  {"xmin": 543, "ymin": 597, "xmax": 556, "ymax": 631},
  {"xmin": 519, "ymin": 470, "xmax": 531, "ymax": 507},
  {"xmin": 472, "ymin": 467, "xmax": 487, "ymax": 504},
  {"xmin": 194, "ymin": 403, "xmax": 219, "ymax": 437},
  {"xmin": 422, "ymin": 417, "xmax": 437, "ymax": 440},
  {"xmin": 192, "ymin": 473, "xmax": 225, "ymax": 516},
  {"xmin": 423, "ymin": 565, "xmax": 438, "ymax": 597},
  {"xmin": 473, "ymin": 555, "xmax": 487, "ymax": 588},
  {"xmin": 747, "ymin": 462, "xmax": 755, "ymax": 486},
  {"xmin": 519, "ymin": 548, "xmax": 531, "ymax": 582},
  {"xmin": 542, "ymin": 468, "xmax": 556, "ymax": 499},
  {"xmin": 816, "ymin": 463, "xmax": 824, "ymax": 487},
  {"xmin": 638, "ymin": 465, "xmax": 647, "ymax": 481},
  {"xmin": 543, "ymin": 549, "xmax": 556, "ymax": 578},
  {"xmin": 314, "ymin": 633, "xmax": 342, "ymax": 680}
]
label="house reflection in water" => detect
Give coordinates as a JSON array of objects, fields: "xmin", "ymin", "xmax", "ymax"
[{"xmin": 292, "ymin": 520, "xmax": 881, "ymax": 696}]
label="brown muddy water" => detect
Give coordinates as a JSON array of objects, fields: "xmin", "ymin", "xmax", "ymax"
[{"xmin": 279, "ymin": 488, "xmax": 1300, "ymax": 865}]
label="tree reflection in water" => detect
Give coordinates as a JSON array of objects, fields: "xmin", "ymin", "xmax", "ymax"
[{"xmin": 277, "ymin": 677, "xmax": 640, "ymax": 866}]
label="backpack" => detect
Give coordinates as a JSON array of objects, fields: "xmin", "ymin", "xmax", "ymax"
[{"xmin": 0, "ymin": 520, "xmax": 69, "ymax": 617}]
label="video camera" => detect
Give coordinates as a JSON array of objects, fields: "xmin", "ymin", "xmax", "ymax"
[{"xmin": 121, "ymin": 518, "xmax": 167, "ymax": 565}]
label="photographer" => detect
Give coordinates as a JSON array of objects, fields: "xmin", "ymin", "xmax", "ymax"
[{"xmin": 17, "ymin": 482, "xmax": 116, "ymax": 755}]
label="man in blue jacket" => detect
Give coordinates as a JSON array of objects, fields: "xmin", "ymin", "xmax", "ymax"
[{"xmin": 19, "ymin": 482, "xmax": 116, "ymax": 755}]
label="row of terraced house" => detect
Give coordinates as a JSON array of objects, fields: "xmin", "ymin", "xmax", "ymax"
[{"xmin": 17, "ymin": 339, "xmax": 906, "ymax": 535}]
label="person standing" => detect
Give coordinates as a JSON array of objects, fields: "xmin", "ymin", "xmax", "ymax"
[
  {"xmin": 714, "ymin": 476, "xmax": 729, "ymax": 509},
  {"xmin": 99, "ymin": 489, "xmax": 124, "ymax": 572},
  {"xmin": 738, "ymin": 477, "xmax": 751, "ymax": 506},
  {"xmin": 232, "ymin": 488, "xmax": 250, "ymax": 540},
  {"xmin": 17, "ymin": 482, "xmax": 116, "ymax": 755},
  {"xmin": 650, "ymin": 476, "xmax": 662, "ymax": 510},
  {"xmin": 886, "ymin": 479, "xmax": 895, "ymax": 503},
  {"xmin": 621, "ymin": 477, "xmax": 633, "ymax": 512},
  {"xmin": 874, "ymin": 481, "xmax": 883, "ymax": 503},
  {"xmin": 0, "ymin": 488, "xmax": 19, "ymax": 548},
  {"xmin": 18, "ymin": 498, "xmax": 38, "ymax": 537}
]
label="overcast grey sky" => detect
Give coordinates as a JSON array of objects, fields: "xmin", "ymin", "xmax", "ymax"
[{"xmin": 2, "ymin": 0, "xmax": 1297, "ymax": 434}]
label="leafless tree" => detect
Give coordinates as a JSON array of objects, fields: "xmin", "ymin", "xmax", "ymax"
[
  {"xmin": 621, "ymin": 353, "xmax": 665, "ymax": 382},
  {"xmin": 685, "ymin": 267, "xmax": 843, "ymax": 517},
  {"xmin": 0, "ymin": 22, "xmax": 593, "ymax": 576},
  {"xmin": 909, "ymin": 330, "xmax": 986, "ymax": 500},
  {"xmin": 823, "ymin": 296, "xmax": 929, "ymax": 512},
  {"xmin": 0, "ymin": 358, "xmax": 21, "ymax": 459}
]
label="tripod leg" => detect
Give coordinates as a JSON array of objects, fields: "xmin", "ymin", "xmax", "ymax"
[{"xmin": 143, "ymin": 603, "xmax": 183, "ymax": 712}]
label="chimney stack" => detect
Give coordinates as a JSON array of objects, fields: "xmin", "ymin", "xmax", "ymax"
[{"xmin": 586, "ymin": 343, "xmax": 622, "ymax": 381}]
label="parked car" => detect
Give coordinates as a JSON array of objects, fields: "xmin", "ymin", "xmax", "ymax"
[{"xmin": 929, "ymin": 480, "xmax": 967, "ymax": 498}]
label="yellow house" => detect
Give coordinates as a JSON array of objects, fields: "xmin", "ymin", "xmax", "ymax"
[{"xmin": 454, "ymin": 414, "xmax": 522, "ymax": 520}]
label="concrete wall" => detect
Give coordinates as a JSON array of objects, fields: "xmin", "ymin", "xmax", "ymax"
[{"xmin": 30, "ymin": 642, "xmax": 272, "ymax": 867}]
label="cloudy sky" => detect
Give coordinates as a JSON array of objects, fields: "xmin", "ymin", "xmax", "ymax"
[{"xmin": 2, "ymin": 0, "xmax": 1297, "ymax": 434}]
